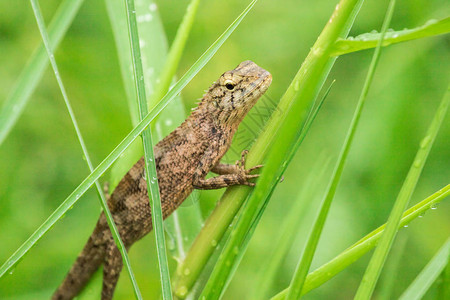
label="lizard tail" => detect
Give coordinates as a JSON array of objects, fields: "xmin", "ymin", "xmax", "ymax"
[{"xmin": 52, "ymin": 232, "xmax": 106, "ymax": 300}]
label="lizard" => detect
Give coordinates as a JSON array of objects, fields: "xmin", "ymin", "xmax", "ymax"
[{"xmin": 52, "ymin": 60, "xmax": 272, "ymax": 300}]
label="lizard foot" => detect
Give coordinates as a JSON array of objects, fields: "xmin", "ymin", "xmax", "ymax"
[{"xmin": 236, "ymin": 150, "xmax": 263, "ymax": 186}]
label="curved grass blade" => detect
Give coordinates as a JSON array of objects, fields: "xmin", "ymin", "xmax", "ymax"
[
  {"xmin": 28, "ymin": 0, "xmax": 142, "ymax": 297},
  {"xmin": 331, "ymin": 16, "xmax": 450, "ymax": 56},
  {"xmin": 197, "ymin": 1, "xmax": 365, "ymax": 299},
  {"xmin": 0, "ymin": 0, "xmax": 84, "ymax": 146},
  {"xmin": 270, "ymin": 183, "xmax": 450, "ymax": 299},
  {"xmin": 0, "ymin": 0, "xmax": 258, "ymax": 280},
  {"xmin": 285, "ymin": 1, "xmax": 395, "ymax": 299},
  {"xmin": 399, "ymin": 237, "xmax": 450, "ymax": 300},
  {"xmin": 354, "ymin": 83, "xmax": 450, "ymax": 299}
]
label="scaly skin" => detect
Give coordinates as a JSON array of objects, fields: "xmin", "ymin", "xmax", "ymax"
[{"xmin": 52, "ymin": 60, "xmax": 272, "ymax": 300}]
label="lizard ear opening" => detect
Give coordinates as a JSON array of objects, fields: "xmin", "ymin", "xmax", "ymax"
[{"xmin": 224, "ymin": 79, "xmax": 235, "ymax": 90}]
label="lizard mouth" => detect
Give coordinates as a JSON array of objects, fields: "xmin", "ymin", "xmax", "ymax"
[{"xmin": 242, "ymin": 70, "xmax": 272, "ymax": 102}]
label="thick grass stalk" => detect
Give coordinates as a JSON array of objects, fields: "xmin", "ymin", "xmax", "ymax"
[
  {"xmin": 285, "ymin": 1, "xmax": 395, "ymax": 299},
  {"xmin": 271, "ymin": 183, "xmax": 450, "ymax": 299},
  {"xmin": 354, "ymin": 83, "xmax": 450, "ymax": 299},
  {"xmin": 28, "ymin": 0, "xmax": 142, "ymax": 297},
  {"xmin": 399, "ymin": 238, "xmax": 450, "ymax": 300},
  {"xmin": 197, "ymin": 1, "xmax": 365, "ymax": 299},
  {"xmin": 0, "ymin": 0, "xmax": 84, "ymax": 146},
  {"xmin": 124, "ymin": 0, "xmax": 171, "ymax": 297},
  {"xmin": 0, "ymin": 0, "xmax": 258, "ymax": 278}
]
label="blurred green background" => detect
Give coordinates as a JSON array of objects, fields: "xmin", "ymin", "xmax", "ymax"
[{"xmin": 0, "ymin": 0, "xmax": 449, "ymax": 299}]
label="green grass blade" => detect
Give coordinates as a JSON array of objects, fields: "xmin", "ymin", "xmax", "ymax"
[
  {"xmin": 376, "ymin": 235, "xmax": 408, "ymax": 300},
  {"xmin": 106, "ymin": 0, "xmax": 175, "ymax": 190},
  {"xmin": 104, "ymin": 0, "xmax": 138, "ymax": 126},
  {"xmin": 399, "ymin": 238, "xmax": 450, "ymax": 300},
  {"xmin": 28, "ymin": 0, "xmax": 142, "ymax": 298},
  {"xmin": 219, "ymin": 80, "xmax": 335, "ymax": 297},
  {"xmin": 251, "ymin": 156, "xmax": 330, "ymax": 300},
  {"xmin": 150, "ymin": 0, "xmax": 201, "ymax": 111},
  {"xmin": 0, "ymin": 0, "xmax": 84, "ymax": 146},
  {"xmin": 354, "ymin": 84, "xmax": 450, "ymax": 299},
  {"xmin": 438, "ymin": 250, "xmax": 450, "ymax": 300},
  {"xmin": 144, "ymin": 0, "xmax": 204, "ymax": 261},
  {"xmin": 124, "ymin": 0, "xmax": 171, "ymax": 298},
  {"xmin": 197, "ymin": 1, "xmax": 365, "ymax": 299},
  {"xmin": 285, "ymin": 1, "xmax": 395, "ymax": 299},
  {"xmin": 0, "ymin": 0, "xmax": 257, "ymax": 279},
  {"xmin": 331, "ymin": 17, "xmax": 450, "ymax": 56},
  {"xmin": 270, "ymin": 184, "xmax": 450, "ymax": 300}
]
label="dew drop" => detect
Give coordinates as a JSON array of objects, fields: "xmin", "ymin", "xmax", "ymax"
[
  {"xmin": 211, "ymin": 239, "xmax": 218, "ymax": 247},
  {"xmin": 149, "ymin": 3, "xmax": 157, "ymax": 12},
  {"xmin": 430, "ymin": 203, "xmax": 438, "ymax": 210},
  {"xmin": 176, "ymin": 286, "xmax": 188, "ymax": 297},
  {"xmin": 420, "ymin": 135, "xmax": 431, "ymax": 148},
  {"xmin": 425, "ymin": 19, "xmax": 437, "ymax": 26},
  {"xmin": 403, "ymin": 224, "xmax": 408, "ymax": 228},
  {"xmin": 183, "ymin": 268, "xmax": 191, "ymax": 276},
  {"xmin": 413, "ymin": 158, "xmax": 422, "ymax": 168}
]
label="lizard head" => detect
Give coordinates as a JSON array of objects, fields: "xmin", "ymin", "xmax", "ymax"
[{"xmin": 205, "ymin": 60, "xmax": 272, "ymax": 126}]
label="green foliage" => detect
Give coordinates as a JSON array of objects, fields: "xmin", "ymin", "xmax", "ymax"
[{"xmin": 0, "ymin": 0, "xmax": 449, "ymax": 299}]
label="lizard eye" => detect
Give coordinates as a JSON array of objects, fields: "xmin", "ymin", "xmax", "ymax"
[{"xmin": 224, "ymin": 79, "xmax": 235, "ymax": 90}]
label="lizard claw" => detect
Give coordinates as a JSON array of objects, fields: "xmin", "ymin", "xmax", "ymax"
[
  {"xmin": 247, "ymin": 164, "xmax": 263, "ymax": 173},
  {"xmin": 234, "ymin": 150, "xmax": 263, "ymax": 186},
  {"xmin": 236, "ymin": 150, "xmax": 249, "ymax": 168}
]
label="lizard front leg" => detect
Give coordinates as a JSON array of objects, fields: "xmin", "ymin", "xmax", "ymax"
[
  {"xmin": 212, "ymin": 150, "xmax": 263, "ymax": 175},
  {"xmin": 194, "ymin": 150, "xmax": 262, "ymax": 190}
]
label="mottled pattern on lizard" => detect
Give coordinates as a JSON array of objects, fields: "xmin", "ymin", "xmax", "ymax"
[{"xmin": 52, "ymin": 60, "xmax": 272, "ymax": 300}]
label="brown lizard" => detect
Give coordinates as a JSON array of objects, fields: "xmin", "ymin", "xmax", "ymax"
[{"xmin": 52, "ymin": 60, "xmax": 272, "ymax": 300}]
